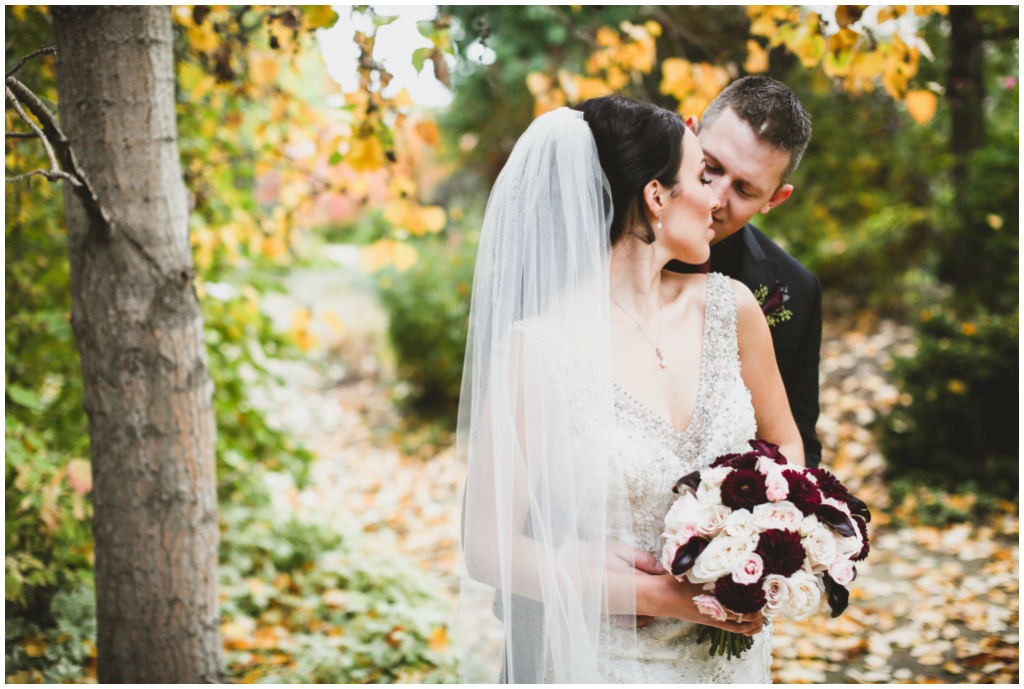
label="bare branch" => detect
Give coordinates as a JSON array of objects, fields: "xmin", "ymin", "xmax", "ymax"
[
  {"xmin": 6, "ymin": 131, "xmax": 39, "ymax": 138},
  {"xmin": 5, "ymin": 75, "xmax": 113, "ymax": 236},
  {"xmin": 5, "ymin": 85, "xmax": 73, "ymax": 186},
  {"xmin": 6, "ymin": 167, "xmax": 80, "ymax": 184},
  {"xmin": 5, "ymin": 46, "xmax": 57, "ymax": 79}
]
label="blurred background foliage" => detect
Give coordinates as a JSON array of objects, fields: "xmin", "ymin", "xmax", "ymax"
[{"xmin": 5, "ymin": 3, "xmax": 1019, "ymax": 683}]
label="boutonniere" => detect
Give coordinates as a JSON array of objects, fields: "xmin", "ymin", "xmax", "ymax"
[{"xmin": 754, "ymin": 281, "xmax": 793, "ymax": 327}]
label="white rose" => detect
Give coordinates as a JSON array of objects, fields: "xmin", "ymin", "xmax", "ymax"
[
  {"xmin": 762, "ymin": 574, "xmax": 792, "ymax": 618},
  {"xmin": 701, "ymin": 465, "xmax": 733, "ymax": 488},
  {"xmin": 786, "ymin": 570, "xmax": 823, "ymax": 621},
  {"xmin": 687, "ymin": 535, "xmax": 754, "ymax": 584},
  {"xmin": 696, "ymin": 481, "xmax": 722, "ymax": 507},
  {"xmin": 798, "ymin": 514, "xmax": 821, "ymax": 538},
  {"xmin": 835, "ymin": 531, "xmax": 864, "ymax": 558},
  {"xmin": 696, "ymin": 504, "xmax": 732, "ymax": 539},
  {"xmin": 724, "ymin": 508, "xmax": 757, "ymax": 539},
  {"xmin": 803, "ymin": 527, "xmax": 838, "ymax": 571},
  {"xmin": 664, "ymin": 493, "xmax": 701, "ymax": 535},
  {"xmin": 752, "ymin": 501, "xmax": 804, "ymax": 532}
]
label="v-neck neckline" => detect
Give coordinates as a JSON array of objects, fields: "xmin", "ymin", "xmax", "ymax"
[{"xmin": 613, "ymin": 274, "xmax": 713, "ymax": 439}]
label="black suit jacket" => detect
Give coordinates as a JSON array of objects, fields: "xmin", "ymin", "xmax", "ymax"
[{"xmin": 666, "ymin": 223, "xmax": 823, "ymax": 468}]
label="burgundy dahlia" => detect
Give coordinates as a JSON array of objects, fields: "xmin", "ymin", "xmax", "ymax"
[
  {"xmin": 710, "ymin": 452, "xmax": 743, "ymax": 469},
  {"xmin": 714, "ymin": 574, "xmax": 767, "ymax": 615},
  {"xmin": 783, "ymin": 469, "xmax": 822, "ymax": 516},
  {"xmin": 720, "ymin": 469, "xmax": 768, "ymax": 510},
  {"xmin": 754, "ymin": 528, "xmax": 805, "ymax": 577},
  {"xmin": 807, "ymin": 467, "xmax": 850, "ymax": 502},
  {"xmin": 851, "ymin": 515, "xmax": 870, "ymax": 561}
]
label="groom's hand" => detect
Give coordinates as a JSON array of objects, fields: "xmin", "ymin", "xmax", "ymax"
[{"xmin": 605, "ymin": 542, "xmax": 664, "ymax": 628}]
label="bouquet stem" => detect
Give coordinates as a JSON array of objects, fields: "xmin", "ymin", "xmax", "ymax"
[{"xmin": 696, "ymin": 625, "xmax": 754, "ymax": 660}]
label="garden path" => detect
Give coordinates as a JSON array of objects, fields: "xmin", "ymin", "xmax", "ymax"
[{"xmin": 259, "ymin": 263, "xmax": 1019, "ymax": 683}]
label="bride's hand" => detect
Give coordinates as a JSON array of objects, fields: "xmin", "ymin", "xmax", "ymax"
[{"xmin": 642, "ymin": 574, "xmax": 765, "ymax": 637}]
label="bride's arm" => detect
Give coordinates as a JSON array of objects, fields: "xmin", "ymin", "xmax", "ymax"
[
  {"xmin": 463, "ymin": 332, "xmax": 765, "ymax": 636},
  {"xmin": 733, "ymin": 280, "xmax": 805, "ymax": 466}
]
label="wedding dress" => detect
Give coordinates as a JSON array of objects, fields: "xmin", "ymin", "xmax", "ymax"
[
  {"xmin": 515, "ymin": 272, "xmax": 773, "ymax": 683},
  {"xmin": 459, "ymin": 107, "xmax": 771, "ymax": 683}
]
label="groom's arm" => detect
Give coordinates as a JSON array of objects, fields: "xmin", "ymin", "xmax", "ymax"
[{"xmin": 783, "ymin": 274, "xmax": 823, "ymax": 469}]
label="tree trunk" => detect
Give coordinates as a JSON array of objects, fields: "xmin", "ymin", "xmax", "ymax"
[
  {"xmin": 943, "ymin": 6, "xmax": 988, "ymax": 290},
  {"xmin": 50, "ymin": 6, "xmax": 223, "ymax": 683}
]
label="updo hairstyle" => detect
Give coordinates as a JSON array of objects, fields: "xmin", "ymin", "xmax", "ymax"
[{"xmin": 573, "ymin": 95, "xmax": 686, "ymax": 245}]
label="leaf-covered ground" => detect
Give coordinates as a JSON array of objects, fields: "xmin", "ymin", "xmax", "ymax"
[{"xmin": 256, "ymin": 303, "xmax": 1018, "ymax": 684}]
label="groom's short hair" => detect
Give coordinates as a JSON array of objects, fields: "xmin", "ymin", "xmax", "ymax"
[{"xmin": 701, "ymin": 75, "xmax": 812, "ymax": 186}]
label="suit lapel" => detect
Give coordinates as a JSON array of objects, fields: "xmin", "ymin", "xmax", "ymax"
[{"xmin": 738, "ymin": 224, "xmax": 770, "ymax": 292}]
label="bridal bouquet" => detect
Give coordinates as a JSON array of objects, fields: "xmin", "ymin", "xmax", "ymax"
[{"xmin": 661, "ymin": 440, "xmax": 870, "ymax": 659}]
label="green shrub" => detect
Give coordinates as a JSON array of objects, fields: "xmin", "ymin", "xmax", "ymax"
[
  {"xmin": 375, "ymin": 239, "xmax": 476, "ymax": 423},
  {"xmin": 219, "ymin": 502, "xmax": 457, "ymax": 683},
  {"xmin": 4, "ymin": 585, "xmax": 97, "ymax": 683},
  {"xmin": 879, "ymin": 308, "xmax": 1018, "ymax": 497}
]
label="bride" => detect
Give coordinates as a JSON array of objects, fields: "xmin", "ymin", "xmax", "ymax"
[{"xmin": 459, "ymin": 96, "xmax": 804, "ymax": 683}]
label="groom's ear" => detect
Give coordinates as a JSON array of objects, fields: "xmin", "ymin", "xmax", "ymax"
[
  {"xmin": 759, "ymin": 184, "xmax": 793, "ymax": 215},
  {"xmin": 685, "ymin": 115, "xmax": 699, "ymax": 135}
]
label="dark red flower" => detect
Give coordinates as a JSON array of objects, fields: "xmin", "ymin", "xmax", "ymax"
[
  {"xmin": 748, "ymin": 439, "xmax": 787, "ymax": 464},
  {"xmin": 754, "ymin": 528, "xmax": 805, "ymax": 577},
  {"xmin": 782, "ymin": 469, "xmax": 822, "ymax": 516},
  {"xmin": 714, "ymin": 574, "xmax": 767, "ymax": 615},
  {"xmin": 720, "ymin": 469, "xmax": 768, "ymax": 510},
  {"xmin": 671, "ymin": 536, "xmax": 709, "ymax": 575},
  {"xmin": 851, "ymin": 515, "xmax": 870, "ymax": 561},
  {"xmin": 710, "ymin": 452, "xmax": 744, "ymax": 468},
  {"xmin": 760, "ymin": 281, "xmax": 789, "ymax": 316},
  {"xmin": 807, "ymin": 468, "xmax": 850, "ymax": 501},
  {"xmin": 672, "ymin": 470, "xmax": 701, "ymax": 494},
  {"xmin": 823, "ymin": 572, "xmax": 849, "ymax": 618}
]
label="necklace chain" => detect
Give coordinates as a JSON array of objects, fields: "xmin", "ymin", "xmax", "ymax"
[{"xmin": 610, "ymin": 291, "xmax": 667, "ymax": 368}]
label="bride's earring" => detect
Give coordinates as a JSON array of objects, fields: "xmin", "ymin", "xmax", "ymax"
[{"xmin": 656, "ymin": 211, "xmax": 663, "ymax": 230}]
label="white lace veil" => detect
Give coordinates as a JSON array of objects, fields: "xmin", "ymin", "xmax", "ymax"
[{"xmin": 458, "ymin": 107, "xmax": 640, "ymax": 683}]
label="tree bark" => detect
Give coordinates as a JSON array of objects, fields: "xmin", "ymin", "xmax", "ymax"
[{"xmin": 50, "ymin": 6, "xmax": 223, "ymax": 683}]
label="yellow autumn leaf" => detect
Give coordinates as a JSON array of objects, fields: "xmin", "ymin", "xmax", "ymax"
[
  {"xmin": 877, "ymin": 5, "xmax": 906, "ymax": 23},
  {"xmin": 745, "ymin": 40, "xmax": 770, "ymax": 74},
  {"xmin": 829, "ymin": 27, "xmax": 861, "ymax": 54},
  {"xmin": 362, "ymin": 239, "xmax": 419, "ymax": 273},
  {"xmin": 596, "ymin": 26, "xmax": 620, "ymax": 48},
  {"xmin": 415, "ymin": 119, "xmax": 441, "ymax": 147},
  {"xmin": 291, "ymin": 308, "xmax": 319, "ymax": 352},
  {"xmin": 388, "ymin": 174, "xmax": 418, "ymax": 199},
  {"xmin": 385, "ymin": 199, "xmax": 446, "ymax": 236},
  {"xmin": 882, "ymin": 66, "xmax": 909, "ymax": 99},
  {"xmin": 573, "ymin": 76, "xmax": 613, "ymax": 101},
  {"xmin": 187, "ymin": 22, "xmax": 220, "ymax": 53},
  {"xmin": 23, "ymin": 637, "xmax": 47, "ymax": 658},
  {"xmin": 791, "ymin": 33, "xmax": 826, "ymax": 69},
  {"xmin": 324, "ymin": 310, "xmax": 346, "ymax": 337},
  {"xmin": 834, "ymin": 5, "xmax": 867, "ymax": 28},
  {"xmin": 13, "ymin": 5, "xmax": 28, "ymax": 20},
  {"xmin": 428, "ymin": 627, "xmax": 449, "ymax": 653},
  {"xmin": 851, "ymin": 50, "xmax": 886, "ymax": 79},
  {"xmin": 248, "ymin": 52, "xmax": 280, "ymax": 88},
  {"xmin": 533, "ymin": 88, "xmax": 567, "ymax": 117},
  {"xmin": 905, "ymin": 89, "xmax": 937, "ymax": 124},
  {"xmin": 526, "ymin": 72, "xmax": 553, "ymax": 96},
  {"xmin": 660, "ymin": 58, "xmax": 694, "ymax": 101},
  {"xmin": 302, "ymin": 4, "xmax": 339, "ymax": 30},
  {"xmin": 644, "ymin": 20, "xmax": 662, "ymax": 37},
  {"xmin": 347, "ymin": 135, "xmax": 386, "ymax": 172},
  {"xmin": 393, "ymin": 87, "xmax": 413, "ymax": 109},
  {"xmin": 914, "ymin": 5, "xmax": 948, "ymax": 16}
]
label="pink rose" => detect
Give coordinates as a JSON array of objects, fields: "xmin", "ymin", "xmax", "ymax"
[
  {"xmin": 752, "ymin": 501, "xmax": 804, "ymax": 532},
  {"xmin": 731, "ymin": 552, "xmax": 765, "ymax": 585},
  {"xmin": 828, "ymin": 557, "xmax": 856, "ymax": 586},
  {"xmin": 693, "ymin": 594, "xmax": 728, "ymax": 622},
  {"xmin": 696, "ymin": 504, "xmax": 732, "ymax": 539},
  {"xmin": 662, "ymin": 540, "xmax": 680, "ymax": 571},
  {"xmin": 756, "ymin": 456, "xmax": 777, "ymax": 475},
  {"xmin": 765, "ymin": 469, "xmax": 790, "ymax": 502}
]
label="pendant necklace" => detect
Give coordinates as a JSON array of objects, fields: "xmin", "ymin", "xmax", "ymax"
[{"xmin": 610, "ymin": 291, "xmax": 667, "ymax": 368}]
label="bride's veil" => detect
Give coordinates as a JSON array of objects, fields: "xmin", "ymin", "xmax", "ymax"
[{"xmin": 458, "ymin": 107, "xmax": 640, "ymax": 683}]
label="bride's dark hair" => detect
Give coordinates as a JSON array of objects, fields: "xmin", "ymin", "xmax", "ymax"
[{"xmin": 574, "ymin": 95, "xmax": 685, "ymax": 245}]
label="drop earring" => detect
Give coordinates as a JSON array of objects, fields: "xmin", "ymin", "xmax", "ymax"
[{"xmin": 656, "ymin": 211, "xmax": 663, "ymax": 230}]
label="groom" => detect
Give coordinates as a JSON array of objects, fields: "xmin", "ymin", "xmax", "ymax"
[{"xmin": 668, "ymin": 75, "xmax": 823, "ymax": 469}]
